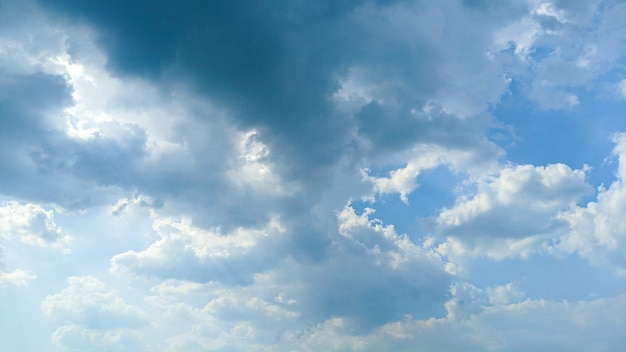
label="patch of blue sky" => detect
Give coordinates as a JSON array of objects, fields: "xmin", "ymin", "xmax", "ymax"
[
  {"xmin": 467, "ymin": 254, "xmax": 626, "ymax": 302},
  {"xmin": 353, "ymin": 165, "xmax": 463, "ymax": 240},
  {"xmin": 527, "ymin": 45, "xmax": 557, "ymax": 62},
  {"xmin": 491, "ymin": 78, "xmax": 625, "ymax": 193}
]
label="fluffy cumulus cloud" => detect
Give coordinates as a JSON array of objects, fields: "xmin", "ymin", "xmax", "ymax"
[
  {"xmin": 0, "ymin": 201, "xmax": 70, "ymax": 248},
  {"xmin": 557, "ymin": 134, "xmax": 626, "ymax": 273},
  {"xmin": 436, "ymin": 162, "xmax": 593, "ymax": 260},
  {"xmin": 364, "ymin": 139, "xmax": 503, "ymax": 203},
  {"xmin": 2, "ymin": 0, "xmax": 626, "ymax": 350},
  {"xmin": 111, "ymin": 214, "xmax": 287, "ymax": 285}
]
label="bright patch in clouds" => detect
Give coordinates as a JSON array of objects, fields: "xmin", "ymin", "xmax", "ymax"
[{"xmin": 2, "ymin": 0, "xmax": 626, "ymax": 351}]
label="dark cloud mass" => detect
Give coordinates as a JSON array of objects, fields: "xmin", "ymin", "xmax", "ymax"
[
  {"xmin": 23, "ymin": 0, "xmax": 498, "ymax": 250},
  {"xmin": 41, "ymin": 1, "xmax": 359, "ymax": 173},
  {"xmin": 22, "ymin": 0, "xmax": 513, "ymax": 229},
  {"xmin": 39, "ymin": 0, "xmax": 501, "ymax": 177},
  {"xmin": 0, "ymin": 73, "xmax": 71, "ymax": 142},
  {"xmin": 1, "ymin": 0, "xmax": 505, "ymax": 329}
]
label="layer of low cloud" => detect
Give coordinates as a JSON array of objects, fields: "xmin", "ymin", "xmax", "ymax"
[{"xmin": 39, "ymin": 273, "xmax": 626, "ymax": 351}]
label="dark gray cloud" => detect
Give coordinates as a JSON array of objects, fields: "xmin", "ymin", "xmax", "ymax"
[
  {"xmin": 36, "ymin": 0, "xmax": 509, "ymax": 179},
  {"xmin": 0, "ymin": 0, "xmax": 520, "ymax": 225},
  {"xmin": 0, "ymin": 73, "xmax": 71, "ymax": 143},
  {"xmin": 40, "ymin": 1, "xmax": 359, "ymax": 176},
  {"xmin": 0, "ymin": 71, "xmax": 146, "ymax": 207},
  {"xmin": 0, "ymin": 2, "xmax": 507, "ymax": 334}
]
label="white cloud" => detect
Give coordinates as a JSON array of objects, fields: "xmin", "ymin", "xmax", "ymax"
[
  {"xmin": 41, "ymin": 276, "xmax": 147, "ymax": 328},
  {"xmin": 364, "ymin": 146, "xmax": 443, "ymax": 203},
  {"xmin": 557, "ymin": 133, "xmax": 626, "ymax": 273},
  {"xmin": 436, "ymin": 163, "xmax": 592, "ymax": 260},
  {"xmin": 140, "ymin": 279, "xmax": 304, "ymax": 351},
  {"xmin": 111, "ymin": 214, "xmax": 286, "ymax": 285},
  {"xmin": 532, "ymin": 2, "xmax": 568, "ymax": 22},
  {"xmin": 444, "ymin": 282, "xmax": 486, "ymax": 321},
  {"xmin": 109, "ymin": 193, "xmax": 158, "ymax": 217},
  {"xmin": 0, "ymin": 11, "xmax": 189, "ymax": 152},
  {"xmin": 0, "ymin": 201, "xmax": 71, "ymax": 249},
  {"xmin": 486, "ymin": 282, "xmax": 525, "ymax": 306},
  {"xmin": 0, "ymin": 269, "xmax": 37, "ymax": 287},
  {"xmin": 41, "ymin": 276, "xmax": 148, "ymax": 350},
  {"xmin": 336, "ymin": 204, "xmax": 445, "ymax": 269},
  {"xmin": 364, "ymin": 141, "xmax": 502, "ymax": 204},
  {"xmin": 494, "ymin": 16, "xmax": 541, "ymax": 58}
]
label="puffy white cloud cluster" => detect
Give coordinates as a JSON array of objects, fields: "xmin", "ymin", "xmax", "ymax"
[
  {"xmin": 0, "ymin": 201, "xmax": 70, "ymax": 248},
  {"xmin": 436, "ymin": 162, "xmax": 593, "ymax": 260},
  {"xmin": 364, "ymin": 140, "xmax": 503, "ymax": 203},
  {"xmin": 433, "ymin": 133, "xmax": 626, "ymax": 273},
  {"xmin": 111, "ymin": 214, "xmax": 286, "ymax": 285},
  {"xmin": 556, "ymin": 134, "xmax": 626, "ymax": 273},
  {"xmin": 0, "ymin": 200, "xmax": 70, "ymax": 287}
]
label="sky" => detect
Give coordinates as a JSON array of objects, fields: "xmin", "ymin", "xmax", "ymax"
[{"xmin": 1, "ymin": 0, "xmax": 626, "ymax": 351}]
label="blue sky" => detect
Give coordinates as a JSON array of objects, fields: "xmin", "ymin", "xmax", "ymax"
[{"xmin": 1, "ymin": 0, "xmax": 626, "ymax": 350}]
